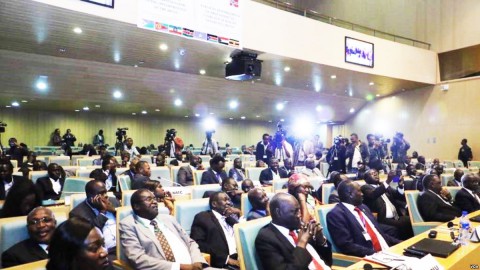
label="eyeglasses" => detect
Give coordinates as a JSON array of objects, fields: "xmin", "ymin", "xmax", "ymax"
[{"xmin": 28, "ymin": 217, "xmax": 54, "ymax": 226}]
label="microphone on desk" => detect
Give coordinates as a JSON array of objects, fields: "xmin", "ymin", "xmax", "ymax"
[
  {"xmin": 157, "ymin": 176, "xmax": 182, "ymax": 187},
  {"xmin": 447, "ymin": 221, "xmax": 456, "ymax": 241},
  {"xmin": 362, "ymin": 263, "xmax": 390, "ymax": 270}
]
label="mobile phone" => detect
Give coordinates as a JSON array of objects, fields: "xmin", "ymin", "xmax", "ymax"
[{"xmin": 393, "ymin": 170, "xmax": 402, "ymax": 182}]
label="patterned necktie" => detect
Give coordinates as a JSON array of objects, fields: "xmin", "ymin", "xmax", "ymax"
[
  {"xmin": 150, "ymin": 220, "xmax": 176, "ymax": 262},
  {"xmin": 354, "ymin": 207, "xmax": 382, "ymax": 252},
  {"xmin": 288, "ymin": 230, "xmax": 324, "ymax": 270}
]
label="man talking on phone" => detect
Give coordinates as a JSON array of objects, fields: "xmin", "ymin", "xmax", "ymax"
[{"xmin": 361, "ymin": 169, "xmax": 413, "ymax": 239}]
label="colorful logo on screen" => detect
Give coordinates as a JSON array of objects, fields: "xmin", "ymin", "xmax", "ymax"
[
  {"xmin": 230, "ymin": 0, "xmax": 239, "ymax": 7},
  {"xmin": 194, "ymin": 31, "xmax": 207, "ymax": 41},
  {"xmin": 168, "ymin": 25, "xmax": 183, "ymax": 35},
  {"xmin": 219, "ymin": 36, "xmax": 229, "ymax": 45},
  {"xmin": 207, "ymin": 34, "xmax": 218, "ymax": 43},
  {"xmin": 155, "ymin": 22, "xmax": 168, "ymax": 32},
  {"xmin": 183, "ymin": 28, "xmax": 194, "ymax": 38},
  {"xmin": 229, "ymin": 39, "xmax": 239, "ymax": 47},
  {"xmin": 141, "ymin": 19, "xmax": 154, "ymax": 29}
]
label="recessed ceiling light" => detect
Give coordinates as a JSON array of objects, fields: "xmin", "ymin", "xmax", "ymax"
[
  {"xmin": 5, "ymin": 105, "xmax": 11, "ymax": 108},
  {"xmin": 284, "ymin": 66, "xmax": 291, "ymax": 72},
  {"xmin": 330, "ymin": 75, "xmax": 336, "ymax": 79},
  {"xmin": 376, "ymin": 94, "xmax": 380, "ymax": 97},
  {"xmin": 280, "ymin": 119, "xmax": 285, "ymax": 122},
  {"xmin": 369, "ymin": 82, "xmax": 375, "ymax": 86},
  {"xmin": 134, "ymin": 64, "xmax": 138, "ymax": 68},
  {"xmin": 276, "ymin": 103, "xmax": 285, "ymax": 111},
  {"xmin": 141, "ymin": 110, "xmax": 147, "ymax": 114},
  {"xmin": 209, "ymin": 112, "xmax": 214, "ymax": 115},
  {"xmin": 83, "ymin": 106, "xmax": 89, "ymax": 111},
  {"xmin": 21, "ymin": 100, "xmax": 28, "ymax": 103},
  {"xmin": 155, "ymin": 109, "xmax": 160, "ymax": 112},
  {"xmin": 240, "ymin": 116, "xmax": 246, "ymax": 120},
  {"xmin": 316, "ymin": 105, "xmax": 322, "ymax": 112},
  {"xmin": 229, "ymin": 100, "xmax": 238, "ymax": 109},
  {"xmin": 174, "ymin": 98, "xmax": 182, "ymax": 106},
  {"xmin": 256, "ymin": 115, "xmax": 260, "ymax": 118},
  {"xmin": 75, "ymin": 109, "xmax": 79, "ymax": 112},
  {"xmin": 159, "ymin": 43, "xmax": 168, "ymax": 51},
  {"xmin": 113, "ymin": 90, "xmax": 122, "ymax": 99},
  {"xmin": 36, "ymin": 81, "xmax": 47, "ymax": 91},
  {"xmin": 349, "ymin": 108, "xmax": 355, "ymax": 113},
  {"xmin": 132, "ymin": 113, "xmax": 136, "ymax": 115},
  {"xmin": 229, "ymin": 117, "xmax": 233, "ymax": 120},
  {"xmin": 199, "ymin": 69, "xmax": 206, "ymax": 75},
  {"xmin": 195, "ymin": 113, "xmax": 200, "ymax": 117},
  {"xmin": 73, "ymin": 27, "xmax": 83, "ymax": 34},
  {"xmin": 95, "ymin": 105, "xmax": 100, "ymax": 108},
  {"xmin": 11, "ymin": 101, "xmax": 19, "ymax": 107},
  {"xmin": 185, "ymin": 115, "xmax": 189, "ymax": 118}
]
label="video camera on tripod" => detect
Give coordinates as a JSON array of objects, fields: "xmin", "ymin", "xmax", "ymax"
[
  {"xmin": 0, "ymin": 121, "xmax": 6, "ymax": 133},
  {"xmin": 273, "ymin": 123, "xmax": 286, "ymax": 149},
  {"xmin": 116, "ymin": 128, "xmax": 128, "ymax": 142}
]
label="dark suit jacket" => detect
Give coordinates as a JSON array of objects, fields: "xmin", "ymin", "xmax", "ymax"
[
  {"xmin": 35, "ymin": 176, "xmax": 65, "ymax": 200},
  {"xmin": 361, "ymin": 184, "xmax": 407, "ymax": 222},
  {"xmin": 447, "ymin": 179, "xmax": 462, "ymax": 187},
  {"xmin": 200, "ymin": 169, "xmax": 228, "ymax": 185},
  {"xmin": 418, "ymin": 190, "xmax": 461, "ymax": 222},
  {"xmin": 69, "ymin": 200, "xmax": 115, "ymax": 230},
  {"xmin": 1, "ymin": 238, "xmax": 48, "ymax": 268},
  {"xmin": 259, "ymin": 168, "xmax": 288, "ymax": 185},
  {"xmin": 90, "ymin": 169, "xmax": 118, "ymax": 192},
  {"xmin": 326, "ymin": 203, "xmax": 400, "ymax": 257},
  {"xmin": 177, "ymin": 165, "xmax": 194, "ymax": 186},
  {"xmin": 132, "ymin": 174, "xmax": 150, "ymax": 190},
  {"xmin": 228, "ymin": 168, "xmax": 245, "ymax": 181},
  {"xmin": 255, "ymin": 223, "xmax": 332, "ymax": 270},
  {"xmin": 190, "ymin": 211, "xmax": 232, "ymax": 268},
  {"xmin": 0, "ymin": 175, "xmax": 25, "ymax": 200},
  {"xmin": 255, "ymin": 142, "xmax": 272, "ymax": 163},
  {"xmin": 455, "ymin": 188, "xmax": 480, "ymax": 213}
]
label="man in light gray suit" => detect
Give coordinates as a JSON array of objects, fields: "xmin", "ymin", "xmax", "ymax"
[
  {"xmin": 120, "ymin": 189, "xmax": 215, "ymax": 270},
  {"xmin": 177, "ymin": 155, "xmax": 200, "ymax": 186}
]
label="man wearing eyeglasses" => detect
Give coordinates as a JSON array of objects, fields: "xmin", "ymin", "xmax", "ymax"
[{"xmin": 1, "ymin": 207, "xmax": 56, "ymax": 267}]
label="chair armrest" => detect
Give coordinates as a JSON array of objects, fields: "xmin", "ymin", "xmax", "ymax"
[
  {"xmin": 113, "ymin": 260, "xmax": 133, "ymax": 270},
  {"xmin": 202, "ymin": 253, "xmax": 211, "ymax": 265}
]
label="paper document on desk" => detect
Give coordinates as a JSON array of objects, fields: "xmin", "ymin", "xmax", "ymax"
[{"xmin": 365, "ymin": 251, "xmax": 419, "ymax": 269}]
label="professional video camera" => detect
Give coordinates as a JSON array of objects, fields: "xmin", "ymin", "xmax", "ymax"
[
  {"xmin": 116, "ymin": 128, "xmax": 128, "ymax": 141},
  {"xmin": 333, "ymin": 135, "xmax": 343, "ymax": 146},
  {"xmin": 164, "ymin": 129, "xmax": 176, "ymax": 143},
  {"xmin": 273, "ymin": 123, "xmax": 286, "ymax": 149},
  {"xmin": 0, "ymin": 121, "xmax": 6, "ymax": 133},
  {"xmin": 374, "ymin": 134, "xmax": 391, "ymax": 146}
]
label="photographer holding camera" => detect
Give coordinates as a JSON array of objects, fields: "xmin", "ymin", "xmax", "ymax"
[
  {"xmin": 390, "ymin": 132, "xmax": 410, "ymax": 163},
  {"xmin": 163, "ymin": 128, "xmax": 184, "ymax": 158},
  {"xmin": 345, "ymin": 133, "xmax": 369, "ymax": 174},
  {"xmin": 270, "ymin": 124, "xmax": 293, "ymax": 162},
  {"xmin": 367, "ymin": 134, "xmax": 386, "ymax": 171},
  {"xmin": 326, "ymin": 136, "xmax": 347, "ymax": 174},
  {"xmin": 200, "ymin": 130, "xmax": 218, "ymax": 156}
]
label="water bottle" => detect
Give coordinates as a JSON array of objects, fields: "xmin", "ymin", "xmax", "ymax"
[{"xmin": 459, "ymin": 211, "xmax": 471, "ymax": 246}]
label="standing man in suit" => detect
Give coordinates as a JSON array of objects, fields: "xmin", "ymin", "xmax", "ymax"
[
  {"xmin": 177, "ymin": 155, "xmax": 199, "ymax": 186},
  {"xmin": 90, "ymin": 156, "xmax": 119, "ymax": 193},
  {"xmin": 132, "ymin": 161, "xmax": 152, "ymax": 189},
  {"xmin": 447, "ymin": 169, "xmax": 464, "ymax": 187},
  {"xmin": 345, "ymin": 133, "xmax": 369, "ymax": 174},
  {"xmin": 69, "ymin": 180, "xmax": 117, "ymax": 259},
  {"xmin": 418, "ymin": 174, "xmax": 461, "ymax": 222},
  {"xmin": 1, "ymin": 207, "xmax": 56, "ymax": 267},
  {"xmin": 259, "ymin": 158, "xmax": 288, "ymax": 185},
  {"xmin": 191, "ymin": 191, "xmax": 241, "ymax": 269},
  {"xmin": 200, "ymin": 155, "xmax": 227, "ymax": 184},
  {"xmin": 458, "ymin": 138, "xmax": 473, "ymax": 168},
  {"xmin": 327, "ymin": 180, "xmax": 400, "ymax": 257},
  {"xmin": 36, "ymin": 163, "xmax": 65, "ymax": 200},
  {"xmin": 62, "ymin": 129, "xmax": 77, "ymax": 147},
  {"xmin": 455, "ymin": 173, "xmax": 480, "ymax": 213},
  {"xmin": 93, "ymin": 129, "xmax": 105, "ymax": 147},
  {"xmin": 255, "ymin": 133, "xmax": 272, "ymax": 163},
  {"xmin": 361, "ymin": 169, "xmax": 413, "ymax": 239},
  {"xmin": 255, "ymin": 193, "xmax": 332, "ymax": 270},
  {"xmin": 0, "ymin": 159, "xmax": 25, "ymax": 200},
  {"xmin": 120, "ymin": 189, "xmax": 210, "ymax": 270}
]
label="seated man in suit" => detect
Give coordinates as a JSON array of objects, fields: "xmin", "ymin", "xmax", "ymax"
[
  {"xmin": 247, "ymin": 188, "xmax": 270, "ymax": 221},
  {"xmin": 447, "ymin": 169, "xmax": 464, "ymax": 187},
  {"xmin": 256, "ymin": 193, "xmax": 332, "ymax": 270},
  {"xmin": 177, "ymin": 155, "xmax": 199, "ymax": 186},
  {"xmin": 301, "ymin": 157, "xmax": 324, "ymax": 178},
  {"xmin": 327, "ymin": 180, "xmax": 400, "ymax": 257},
  {"xmin": 120, "ymin": 157, "xmax": 139, "ymax": 182},
  {"xmin": 90, "ymin": 155, "xmax": 119, "ymax": 193},
  {"xmin": 36, "ymin": 163, "xmax": 65, "ymax": 200},
  {"xmin": 200, "ymin": 155, "xmax": 228, "ymax": 185},
  {"xmin": 259, "ymin": 158, "xmax": 288, "ymax": 185},
  {"xmin": 455, "ymin": 173, "xmax": 480, "ymax": 213},
  {"xmin": 328, "ymin": 172, "xmax": 349, "ymax": 204},
  {"xmin": 132, "ymin": 161, "xmax": 152, "ymax": 189},
  {"xmin": 228, "ymin": 158, "xmax": 246, "ymax": 181},
  {"xmin": 361, "ymin": 169, "xmax": 413, "ymax": 239},
  {"xmin": 120, "ymin": 189, "xmax": 211, "ymax": 270},
  {"xmin": 241, "ymin": 179, "xmax": 254, "ymax": 193},
  {"xmin": 418, "ymin": 174, "xmax": 461, "ymax": 222},
  {"xmin": 0, "ymin": 159, "xmax": 25, "ymax": 200},
  {"xmin": 1, "ymin": 207, "xmax": 56, "ymax": 267},
  {"xmin": 92, "ymin": 145, "xmax": 107, "ymax": 166},
  {"xmin": 69, "ymin": 180, "xmax": 117, "ymax": 259},
  {"xmin": 191, "ymin": 191, "xmax": 241, "ymax": 269}
]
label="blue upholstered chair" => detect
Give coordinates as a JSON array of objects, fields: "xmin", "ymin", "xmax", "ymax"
[
  {"xmin": 60, "ymin": 177, "xmax": 91, "ymax": 199},
  {"xmin": 234, "ymin": 217, "xmax": 271, "ymax": 270},
  {"xmin": 150, "ymin": 167, "xmax": 173, "ymax": 186},
  {"xmin": 193, "ymin": 170, "xmax": 206, "ymax": 185},
  {"xmin": 118, "ymin": 175, "xmax": 132, "ymax": 191},
  {"xmin": 321, "ymin": 183, "xmax": 336, "ymax": 204},
  {"xmin": 29, "ymin": 171, "xmax": 48, "ymax": 184},
  {"xmin": 246, "ymin": 167, "xmax": 264, "ymax": 181},
  {"xmin": 47, "ymin": 156, "xmax": 71, "ymax": 166},
  {"xmin": 114, "ymin": 206, "xmax": 134, "ymax": 270},
  {"xmin": 170, "ymin": 166, "xmax": 181, "ymax": 183},
  {"xmin": 316, "ymin": 204, "xmax": 361, "ymax": 267},
  {"xmin": 405, "ymin": 190, "xmax": 442, "ymax": 235},
  {"xmin": 191, "ymin": 184, "xmax": 221, "ymax": 199},
  {"xmin": 174, "ymin": 198, "xmax": 210, "ymax": 234},
  {"xmin": 272, "ymin": 178, "xmax": 288, "ymax": 192}
]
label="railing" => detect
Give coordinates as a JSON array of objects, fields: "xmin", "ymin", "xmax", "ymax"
[{"xmin": 255, "ymin": 0, "xmax": 431, "ymax": 50}]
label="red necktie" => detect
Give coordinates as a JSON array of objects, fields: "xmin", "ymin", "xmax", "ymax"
[
  {"xmin": 354, "ymin": 207, "xmax": 382, "ymax": 252},
  {"xmin": 289, "ymin": 230, "xmax": 324, "ymax": 270}
]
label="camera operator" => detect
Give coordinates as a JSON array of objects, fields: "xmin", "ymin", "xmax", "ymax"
[
  {"xmin": 115, "ymin": 128, "xmax": 128, "ymax": 155},
  {"xmin": 326, "ymin": 136, "xmax": 347, "ymax": 174},
  {"xmin": 270, "ymin": 125, "xmax": 293, "ymax": 162},
  {"xmin": 345, "ymin": 133, "xmax": 369, "ymax": 174},
  {"xmin": 390, "ymin": 132, "xmax": 410, "ymax": 163},
  {"xmin": 200, "ymin": 130, "xmax": 218, "ymax": 155},
  {"xmin": 367, "ymin": 134, "xmax": 386, "ymax": 171},
  {"xmin": 124, "ymin": 138, "xmax": 141, "ymax": 161},
  {"xmin": 163, "ymin": 128, "xmax": 184, "ymax": 158}
]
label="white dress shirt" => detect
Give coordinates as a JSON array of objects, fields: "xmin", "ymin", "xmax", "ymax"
[
  {"xmin": 271, "ymin": 223, "xmax": 330, "ymax": 270},
  {"xmin": 136, "ymin": 215, "xmax": 192, "ymax": 270},
  {"xmin": 341, "ymin": 202, "xmax": 390, "ymax": 251},
  {"xmin": 49, "ymin": 177, "xmax": 62, "ymax": 194},
  {"xmin": 271, "ymin": 169, "xmax": 281, "ymax": 180},
  {"xmin": 370, "ymin": 182, "xmax": 403, "ymax": 219},
  {"xmin": 212, "ymin": 210, "xmax": 237, "ymax": 261},
  {"xmin": 463, "ymin": 187, "xmax": 480, "ymax": 204},
  {"xmin": 3, "ymin": 179, "xmax": 13, "ymax": 196},
  {"xmin": 352, "ymin": 144, "xmax": 362, "ymax": 169}
]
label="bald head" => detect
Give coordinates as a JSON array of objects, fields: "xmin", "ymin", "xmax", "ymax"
[
  {"xmin": 338, "ymin": 180, "xmax": 363, "ymax": 206},
  {"xmin": 269, "ymin": 193, "xmax": 301, "ymax": 230}
]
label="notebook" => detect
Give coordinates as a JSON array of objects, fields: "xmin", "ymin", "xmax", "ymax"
[{"xmin": 405, "ymin": 238, "xmax": 460, "ymax": 258}]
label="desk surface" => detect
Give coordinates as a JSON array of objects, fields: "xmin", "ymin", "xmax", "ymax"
[{"xmin": 347, "ymin": 210, "xmax": 480, "ymax": 270}]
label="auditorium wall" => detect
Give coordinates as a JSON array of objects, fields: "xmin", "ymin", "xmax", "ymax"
[
  {"xmin": 0, "ymin": 109, "xmax": 279, "ymax": 149},
  {"xmin": 343, "ymin": 77, "xmax": 480, "ymax": 161}
]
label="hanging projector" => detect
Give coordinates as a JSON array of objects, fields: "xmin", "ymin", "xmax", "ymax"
[{"xmin": 225, "ymin": 50, "xmax": 262, "ymax": 81}]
